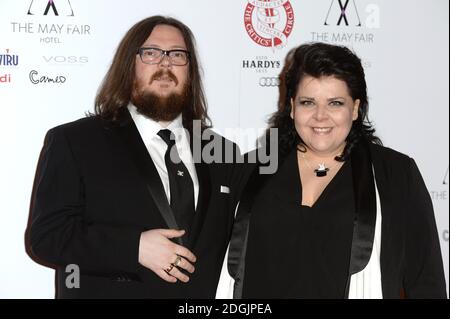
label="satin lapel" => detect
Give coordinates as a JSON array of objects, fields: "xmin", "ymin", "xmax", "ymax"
[
  {"xmin": 345, "ymin": 140, "xmax": 377, "ymax": 296},
  {"xmin": 116, "ymin": 111, "xmax": 183, "ymax": 245}
]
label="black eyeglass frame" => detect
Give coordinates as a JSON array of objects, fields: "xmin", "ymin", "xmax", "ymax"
[{"xmin": 137, "ymin": 47, "xmax": 190, "ymax": 66}]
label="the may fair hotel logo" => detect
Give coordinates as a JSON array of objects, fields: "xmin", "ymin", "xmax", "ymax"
[
  {"xmin": 10, "ymin": 0, "xmax": 91, "ymax": 45},
  {"xmin": 310, "ymin": 0, "xmax": 380, "ymax": 45},
  {"xmin": 242, "ymin": 0, "xmax": 295, "ymax": 88}
]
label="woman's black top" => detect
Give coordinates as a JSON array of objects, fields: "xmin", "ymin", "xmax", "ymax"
[{"xmin": 242, "ymin": 149, "xmax": 355, "ymax": 298}]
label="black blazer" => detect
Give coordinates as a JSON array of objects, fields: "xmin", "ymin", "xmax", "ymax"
[
  {"xmin": 26, "ymin": 110, "xmax": 244, "ymax": 298},
  {"xmin": 228, "ymin": 141, "xmax": 447, "ymax": 299}
]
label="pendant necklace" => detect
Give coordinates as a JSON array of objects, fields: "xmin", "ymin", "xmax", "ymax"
[{"xmin": 301, "ymin": 153, "xmax": 340, "ymax": 177}]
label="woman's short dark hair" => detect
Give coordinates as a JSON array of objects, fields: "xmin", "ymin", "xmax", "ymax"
[
  {"xmin": 94, "ymin": 16, "xmax": 210, "ymax": 130},
  {"xmin": 268, "ymin": 42, "xmax": 381, "ymax": 160}
]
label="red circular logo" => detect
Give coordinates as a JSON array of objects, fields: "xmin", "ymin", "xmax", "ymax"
[{"xmin": 244, "ymin": 0, "xmax": 295, "ymax": 49}]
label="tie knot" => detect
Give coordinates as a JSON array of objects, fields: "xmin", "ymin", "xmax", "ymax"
[{"xmin": 158, "ymin": 129, "xmax": 176, "ymax": 147}]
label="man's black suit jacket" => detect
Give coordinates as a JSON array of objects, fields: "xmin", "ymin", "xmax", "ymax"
[{"xmin": 27, "ymin": 110, "xmax": 245, "ymax": 298}]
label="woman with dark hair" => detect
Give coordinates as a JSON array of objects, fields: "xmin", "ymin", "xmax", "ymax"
[{"xmin": 227, "ymin": 42, "xmax": 447, "ymax": 299}]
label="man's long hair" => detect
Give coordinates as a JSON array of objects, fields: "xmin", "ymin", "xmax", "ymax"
[{"xmin": 94, "ymin": 16, "xmax": 210, "ymax": 130}]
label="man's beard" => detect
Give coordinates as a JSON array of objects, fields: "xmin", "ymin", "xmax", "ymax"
[{"xmin": 131, "ymin": 70, "xmax": 191, "ymax": 122}]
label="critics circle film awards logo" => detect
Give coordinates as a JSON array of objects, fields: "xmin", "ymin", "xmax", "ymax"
[{"xmin": 244, "ymin": 0, "xmax": 295, "ymax": 50}]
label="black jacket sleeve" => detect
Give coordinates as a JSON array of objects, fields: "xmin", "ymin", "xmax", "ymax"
[
  {"xmin": 27, "ymin": 127, "xmax": 142, "ymax": 276},
  {"xmin": 404, "ymin": 158, "xmax": 447, "ymax": 298}
]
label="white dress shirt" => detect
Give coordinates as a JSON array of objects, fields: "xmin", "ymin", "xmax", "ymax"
[{"xmin": 128, "ymin": 104, "xmax": 199, "ymax": 209}]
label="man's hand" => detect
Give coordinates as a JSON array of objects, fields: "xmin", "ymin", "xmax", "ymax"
[{"xmin": 138, "ymin": 229, "xmax": 196, "ymax": 283}]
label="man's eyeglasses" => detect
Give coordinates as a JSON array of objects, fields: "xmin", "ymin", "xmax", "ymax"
[{"xmin": 137, "ymin": 47, "xmax": 190, "ymax": 66}]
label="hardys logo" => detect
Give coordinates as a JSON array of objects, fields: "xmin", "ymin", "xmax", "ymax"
[
  {"xmin": 27, "ymin": 0, "xmax": 75, "ymax": 17},
  {"xmin": 244, "ymin": 0, "xmax": 295, "ymax": 50}
]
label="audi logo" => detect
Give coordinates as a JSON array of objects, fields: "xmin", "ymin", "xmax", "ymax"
[{"xmin": 259, "ymin": 77, "xmax": 280, "ymax": 87}]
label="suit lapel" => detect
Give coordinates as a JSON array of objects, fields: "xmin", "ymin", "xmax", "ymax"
[
  {"xmin": 114, "ymin": 110, "xmax": 183, "ymax": 245},
  {"xmin": 345, "ymin": 140, "xmax": 377, "ymax": 297}
]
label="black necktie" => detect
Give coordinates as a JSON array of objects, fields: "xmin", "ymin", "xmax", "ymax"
[{"xmin": 157, "ymin": 129, "xmax": 195, "ymax": 233}]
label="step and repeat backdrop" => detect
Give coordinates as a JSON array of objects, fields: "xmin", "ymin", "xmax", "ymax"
[{"xmin": 0, "ymin": 0, "xmax": 448, "ymax": 298}]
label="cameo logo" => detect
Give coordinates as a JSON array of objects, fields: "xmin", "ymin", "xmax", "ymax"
[
  {"xmin": 259, "ymin": 77, "xmax": 280, "ymax": 87},
  {"xmin": 29, "ymin": 70, "xmax": 67, "ymax": 84},
  {"xmin": 244, "ymin": 0, "xmax": 295, "ymax": 50},
  {"xmin": 27, "ymin": 0, "xmax": 75, "ymax": 16}
]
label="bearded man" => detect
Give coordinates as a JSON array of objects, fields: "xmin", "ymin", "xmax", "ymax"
[{"xmin": 26, "ymin": 16, "xmax": 243, "ymax": 299}]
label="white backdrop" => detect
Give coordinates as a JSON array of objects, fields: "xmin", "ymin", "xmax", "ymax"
[{"xmin": 0, "ymin": 0, "xmax": 448, "ymax": 298}]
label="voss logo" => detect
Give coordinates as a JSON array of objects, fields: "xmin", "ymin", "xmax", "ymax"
[
  {"xmin": 43, "ymin": 56, "xmax": 88, "ymax": 64},
  {"xmin": 244, "ymin": 0, "xmax": 295, "ymax": 50}
]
